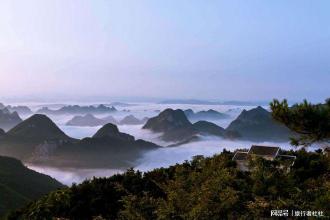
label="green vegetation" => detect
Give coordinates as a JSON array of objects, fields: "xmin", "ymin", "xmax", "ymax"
[
  {"xmin": 271, "ymin": 98, "xmax": 330, "ymax": 146},
  {"xmin": 0, "ymin": 156, "xmax": 64, "ymax": 218},
  {"xmin": 8, "ymin": 150, "xmax": 330, "ymax": 219}
]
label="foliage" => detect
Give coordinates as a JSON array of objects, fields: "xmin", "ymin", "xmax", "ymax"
[
  {"xmin": 270, "ymin": 98, "xmax": 330, "ymax": 146},
  {"xmin": 0, "ymin": 156, "xmax": 64, "ymax": 218},
  {"xmin": 8, "ymin": 150, "xmax": 330, "ymax": 219}
]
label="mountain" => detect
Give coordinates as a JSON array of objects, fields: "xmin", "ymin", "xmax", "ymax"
[
  {"xmin": 0, "ymin": 108, "xmax": 23, "ymax": 131},
  {"xmin": 102, "ymin": 115, "xmax": 119, "ymax": 125},
  {"xmin": 5, "ymin": 105, "xmax": 33, "ymax": 115},
  {"xmin": 0, "ymin": 156, "xmax": 63, "ymax": 217},
  {"xmin": 109, "ymin": 102, "xmax": 135, "ymax": 107},
  {"xmin": 0, "ymin": 128, "xmax": 5, "ymax": 137},
  {"xmin": 36, "ymin": 124, "xmax": 160, "ymax": 168},
  {"xmin": 7, "ymin": 114, "xmax": 72, "ymax": 141},
  {"xmin": 185, "ymin": 109, "xmax": 229, "ymax": 121},
  {"xmin": 192, "ymin": 121, "xmax": 225, "ymax": 137},
  {"xmin": 0, "ymin": 115, "xmax": 158, "ymax": 169},
  {"xmin": 226, "ymin": 106, "xmax": 292, "ymax": 142},
  {"xmin": 221, "ymin": 100, "xmax": 269, "ymax": 106},
  {"xmin": 36, "ymin": 104, "xmax": 117, "ymax": 115},
  {"xmin": 92, "ymin": 123, "xmax": 134, "ymax": 141},
  {"xmin": 192, "ymin": 121, "xmax": 241, "ymax": 139},
  {"xmin": 159, "ymin": 99, "xmax": 222, "ymax": 105},
  {"xmin": 143, "ymin": 109, "xmax": 198, "ymax": 142},
  {"xmin": 0, "ymin": 103, "xmax": 5, "ymax": 109},
  {"xmin": 183, "ymin": 109, "xmax": 194, "ymax": 117},
  {"xmin": 120, "ymin": 115, "xmax": 146, "ymax": 125},
  {"xmin": 66, "ymin": 114, "xmax": 106, "ymax": 127},
  {"xmin": 120, "ymin": 115, "xmax": 141, "ymax": 125},
  {"xmin": 0, "ymin": 115, "xmax": 74, "ymax": 161}
]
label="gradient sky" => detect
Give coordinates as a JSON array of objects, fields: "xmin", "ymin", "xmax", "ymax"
[{"xmin": 0, "ymin": 0, "xmax": 329, "ymax": 103}]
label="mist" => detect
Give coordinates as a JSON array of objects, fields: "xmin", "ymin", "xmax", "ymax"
[
  {"xmin": 6, "ymin": 101, "xmax": 296, "ymax": 186},
  {"xmin": 27, "ymin": 135, "xmax": 292, "ymax": 186}
]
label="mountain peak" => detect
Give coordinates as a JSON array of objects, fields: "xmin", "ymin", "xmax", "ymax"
[
  {"xmin": 143, "ymin": 109, "xmax": 197, "ymax": 142},
  {"xmin": 226, "ymin": 106, "xmax": 291, "ymax": 141},
  {"xmin": 0, "ymin": 108, "xmax": 23, "ymax": 131},
  {"xmin": 7, "ymin": 114, "xmax": 71, "ymax": 140},
  {"xmin": 120, "ymin": 115, "xmax": 144, "ymax": 125},
  {"xmin": 93, "ymin": 123, "xmax": 134, "ymax": 141},
  {"xmin": 143, "ymin": 109, "xmax": 192, "ymax": 132}
]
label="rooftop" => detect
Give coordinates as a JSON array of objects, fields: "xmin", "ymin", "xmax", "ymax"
[
  {"xmin": 232, "ymin": 151, "xmax": 248, "ymax": 161},
  {"xmin": 248, "ymin": 145, "xmax": 280, "ymax": 157}
]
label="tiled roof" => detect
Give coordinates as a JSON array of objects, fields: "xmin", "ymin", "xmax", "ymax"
[
  {"xmin": 248, "ymin": 145, "xmax": 279, "ymax": 157},
  {"xmin": 232, "ymin": 151, "xmax": 248, "ymax": 161}
]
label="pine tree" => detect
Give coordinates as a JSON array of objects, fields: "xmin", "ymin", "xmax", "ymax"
[{"xmin": 270, "ymin": 98, "xmax": 330, "ymax": 146}]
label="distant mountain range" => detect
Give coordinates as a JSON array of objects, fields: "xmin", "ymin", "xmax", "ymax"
[
  {"xmin": 109, "ymin": 102, "xmax": 136, "ymax": 107},
  {"xmin": 66, "ymin": 114, "xmax": 107, "ymax": 126},
  {"xmin": 143, "ymin": 109, "xmax": 237, "ymax": 143},
  {"xmin": 120, "ymin": 115, "xmax": 149, "ymax": 125},
  {"xmin": 0, "ymin": 155, "xmax": 63, "ymax": 217},
  {"xmin": 36, "ymin": 104, "xmax": 117, "ymax": 115},
  {"xmin": 159, "ymin": 99, "xmax": 269, "ymax": 106},
  {"xmin": 0, "ymin": 114, "xmax": 159, "ymax": 168},
  {"xmin": 0, "ymin": 104, "xmax": 295, "ymax": 169},
  {"xmin": 184, "ymin": 109, "xmax": 229, "ymax": 121},
  {"xmin": 143, "ymin": 107, "xmax": 293, "ymax": 143},
  {"xmin": 0, "ymin": 104, "xmax": 32, "ymax": 115},
  {"xmin": 159, "ymin": 99, "xmax": 222, "ymax": 105},
  {"xmin": 66, "ymin": 114, "xmax": 148, "ymax": 127},
  {"xmin": 0, "ymin": 108, "xmax": 23, "ymax": 131}
]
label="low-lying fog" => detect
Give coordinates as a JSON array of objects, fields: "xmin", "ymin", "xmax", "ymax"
[
  {"xmin": 18, "ymin": 102, "xmax": 292, "ymax": 186},
  {"xmin": 27, "ymin": 136, "xmax": 292, "ymax": 185}
]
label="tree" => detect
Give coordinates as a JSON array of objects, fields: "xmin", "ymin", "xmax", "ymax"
[{"xmin": 270, "ymin": 98, "xmax": 330, "ymax": 147}]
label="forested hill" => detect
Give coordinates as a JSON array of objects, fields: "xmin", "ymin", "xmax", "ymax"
[
  {"xmin": 8, "ymin": 150, "xmax": 330, "ymax": 219},
  {"xmin": 0, "ymin": 156, "xmax": 64, "ymax": 218}
]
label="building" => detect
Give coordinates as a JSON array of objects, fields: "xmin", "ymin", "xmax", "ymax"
[
  {"xmin": 232, "ymin": 151, "xmax": 249, "ymax": 171},
  {"xmin": 232, "ymin": 145, "xmax": 296, "ymax": 171},
  {"xmin": 323, "ymin": 147, "xmax": 330, "ymax": 157},
  {"xmin": 248, "ymin": 145, "xmax": 280, "ymax": 160}
]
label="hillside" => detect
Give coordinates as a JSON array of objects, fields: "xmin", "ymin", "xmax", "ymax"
[
  {"xmin": 6, "ymin": 114, "xmax": 72, "ymax": 141},
  {"xmin": 143, "ymin": 109, "xmax": 198, "ymax": 142},
  {"xmin": 192, "ymin": 120, "xmax": 225, "ymax": 137},
  {"xmin": 66, "ymin": 114, "xmax": 106, "ymax": 127},
  {"xmin": 8, "ymin": 150, "xmax": 330, "ymax": 219},
  {"xmin": 185, "ymin": 109, "xmax": 229, "ymax": 121},
  {"xmin": 226, "ymin": 106, "xmax": 293, "ymax": 142},
  {"xmin": 120, "ymin": 115, "xmax": 146, "ymax": 125},
  {"xmin": 30, "ymin": 124, "xmax": 160, "ymax": 168},
  {"xmin": 0, "ymin": 156, "xmax": 64, "ymax": 217},
  {"xmin": 0, "ymin": 114, "xmax": 74, "ymax": 161},
  {"xmin": 92, "ymin": 123, "xmax": 134, "ymax": 141}
]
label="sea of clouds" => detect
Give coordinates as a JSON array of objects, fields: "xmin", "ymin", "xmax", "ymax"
[{"xmin": 20, "ymin": 102, "xmax": 292, "ymax": 185}]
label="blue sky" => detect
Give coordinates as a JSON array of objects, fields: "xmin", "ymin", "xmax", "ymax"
[{"xmin": 0, "ymin": 0, "xmax": 329, "ymax": 103}]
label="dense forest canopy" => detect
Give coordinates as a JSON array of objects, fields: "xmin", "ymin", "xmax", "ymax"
[
  {"xmin": 270, "ymin": 98, "xmax": 330, "ymax": 147},
  {"xmin": 0, "ymin": 156, "xmax": 63, "ymax": 217},
  {"xmin": 8, "ymin": 149, "xmax": 330, "ymax": 219}
]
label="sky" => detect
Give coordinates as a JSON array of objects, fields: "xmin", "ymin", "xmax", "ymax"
[{"xmin": 0, "ymin": 0, "xmax": 329, "ymax": 103}]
